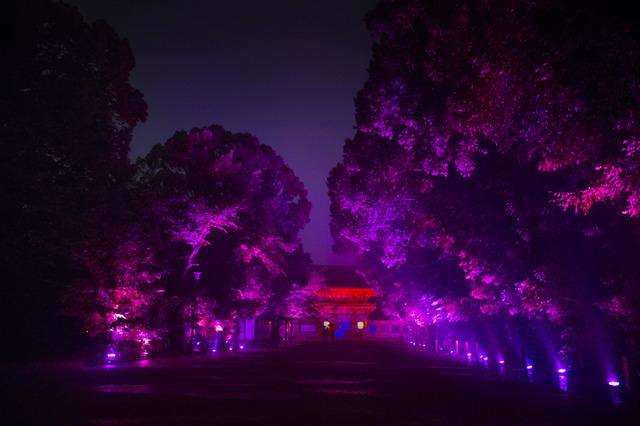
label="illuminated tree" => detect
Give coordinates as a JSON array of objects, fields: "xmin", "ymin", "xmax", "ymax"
[
  {"xmin": 361, "ymin": 0, "xmax": 639, "ymax": 212},
  {"xmin": 330, "ymin": 0, "xmax": 640, "ymax": 367},
  {"xmin": 278, "ymin": 268, "xmax": 329, "ymax": 319},
  {"xmin": 136, "ymin": 126, "xmax": 312, "ymax": 345},
  {"xmin": 65, "ymin": 125, "xmax": 312, "ymax": 352},
  {"xmin": 63, "ymin": 219, "xmax": 171, "ymax": 356}
]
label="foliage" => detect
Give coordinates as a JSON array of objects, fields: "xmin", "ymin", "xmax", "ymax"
[
  {"xmin": 1, "ymin": 0, "xmax": 147, "ymax": 251},
  {"xmin": 278, "ymin": 269, "xmax": 329, "ymax": 319},
  {"xmin": 330, "ymin": 0, "xmax": 640, "ymax": 364},
  {"xmin": 63, "ymin": 221, "xmax": 170, "ymax": 343},
  {"xmin": 65, "ymin": 124, "xmax": 312, "ymax": 348},
  {"xmin": 181, "ymin": 297, "xmax": 221, "ymax": 339},
  {"xmin": 135, "ymin": 126, "xmax": 312, "ymax": 335},
  {"xmin": 0, "ymin": 0, "xmax": 148, "ymax": 357}
]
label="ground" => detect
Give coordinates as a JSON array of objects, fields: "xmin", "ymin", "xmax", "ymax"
[{"xmin": 3, "ymin": 340, "xmax": 637, "ymax": 425}]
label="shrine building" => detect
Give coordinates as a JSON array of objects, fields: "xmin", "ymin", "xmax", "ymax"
[{"xmin": 293, "ymin": 266, "xmax": 405, "ymax": 341}]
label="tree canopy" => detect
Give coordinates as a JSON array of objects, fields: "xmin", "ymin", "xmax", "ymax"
[
  {"xmin": 67, "ymin": 125, "xmax": 313, "ymax": 352},
  {"xmin": 1, "ymin": 1, "xmax": 315, "ymax": 358},
  {"xmin": 0, "ymin": 0, "xmax": 147, "ymax": 359},
  {"xmin": 329, "ymin": 0, "xmax": 640, "ymax": 369}
]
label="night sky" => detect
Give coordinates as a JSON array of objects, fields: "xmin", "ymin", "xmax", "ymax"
[{"xmin": 65, "ymin": 0, "xmax": 379, "ymax": 266}]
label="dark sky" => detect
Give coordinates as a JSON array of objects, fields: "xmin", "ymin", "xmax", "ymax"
[{"xmin": 65, "ymin": 0, "xmax": 379, "ymax": 266}]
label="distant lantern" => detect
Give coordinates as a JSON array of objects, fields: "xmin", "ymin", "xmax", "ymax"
[
  {"xmin": 357, "ymin": 321, "xmax": 364, "ymax": 330},
  {"xmin": 323, "ymin": 321, "xmax": 330, "ymax": 328}
]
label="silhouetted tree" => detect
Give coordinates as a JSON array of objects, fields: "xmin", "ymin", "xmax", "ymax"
[{"xmin": 0, "ymin": 0, "xmax": 147, "ymax": 358}]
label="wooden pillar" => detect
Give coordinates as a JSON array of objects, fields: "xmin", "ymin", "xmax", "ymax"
[{"xmin": 621, "ymin": 356, "xmax": 631, "ymax": 393}]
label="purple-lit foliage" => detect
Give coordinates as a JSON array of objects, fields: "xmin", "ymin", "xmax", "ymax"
[
  {"xmin": 64, "ymin": 222, "xmax": 170, "ymax": 346},
  {"xmin": 140, "ymin": 126, "xmax": 312, "ymax": 342},
  {"xmin": 181, "ymin": 297, "xmax": 222, "ymax": 339},
  {"xmin": 65, "ymin": 125, "xmax": 312, "ymax": 351},
  {"xmin": 165, "ymin": 197, "xmax": 240, "ymax": 269},
  {"xmin": 362, "ymin": 0, "xmax": 639, "ymax": 214},
  {"xmin": 329, "ymin": 0, "xmax": 640, "ymax": 370},
  {"xmin": 278, "ymin": 269, "xmax": 329, "ymax": 319}
]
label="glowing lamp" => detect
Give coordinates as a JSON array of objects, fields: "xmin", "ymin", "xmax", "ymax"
[
  {"xmin": 499, "ymin": 360, "xmax": 505, "ymax": 364},
  {"xmin": 557, "ymin": 368, "xmax": 567, "ymax": 374},
  {"xmin": 357, "ymin": 321, "xmax": 364, "ymax": 330},
  {"xmin": 527, "ymin": 365, "xmax": 533, "ymax": 370},
  {"xmin": 107, "ymin": 353, "xmax": 116, "ymax": 358},
  {"xmin": 608, "ymin": 380, "xmax": 620, "ymax": 387},
  {"xmin": 215, "ymin": 325, "xmax": 223, "ymax": 332},
  {"xmin": 323, "ymin": 321, "xmax": 330, "ymax": 327},
  {"xmin": 467, "ymin": 353, "xmax": 472, "ymax": 357}
]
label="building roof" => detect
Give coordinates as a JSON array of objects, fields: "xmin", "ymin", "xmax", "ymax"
[{"xmin": 312, "ymin": 265, "xmax": 370, "ymax": 289}]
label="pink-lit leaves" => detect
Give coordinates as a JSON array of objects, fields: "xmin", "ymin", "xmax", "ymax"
[
  {"xmin": 159, "ymin": 125, "xmax": 312, "ymax": 324},
  {"xmin": 64, "ymin": 223, "xmax": 170, "ymax": 343},
  {"xmin": 278, "ymin": 269, "xmax": 329, "ymax": 319},
  {"xmin": 66, "ymin": 124, "xmax": 312, "ymax": 349}
]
